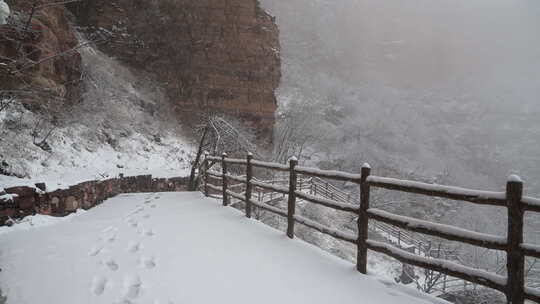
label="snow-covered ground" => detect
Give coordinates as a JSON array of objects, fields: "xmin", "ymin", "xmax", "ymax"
[
  {"xmin": 0, "ymin": 31, "xmax": 196, "ymax": 191},
  {"xmin": 0, "ymin": 192, "xmax": 447, "ymax": 304}
]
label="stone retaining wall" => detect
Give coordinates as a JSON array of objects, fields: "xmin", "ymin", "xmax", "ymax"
[{"xmin": 0, "ymin": 175, "xmax": 189, "ymax": 225}]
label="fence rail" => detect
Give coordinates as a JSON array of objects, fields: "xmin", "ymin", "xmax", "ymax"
[{"xmin": 200, "ymin": 152, "xmax": 540, "ymax": 304}]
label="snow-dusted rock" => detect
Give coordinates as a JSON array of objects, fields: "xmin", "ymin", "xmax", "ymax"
[{"xmin": 0, "ymin": 0, "xmax": 10, "ymax": 25}]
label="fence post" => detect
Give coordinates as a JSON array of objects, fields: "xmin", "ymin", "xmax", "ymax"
[
  {"xmin": 222, "ymin": 153, "xmax": 228, "ymax": 206},
  {"xmin": 443, "ymin": 274, "xmax": 447, "ymax": 292},
  {"xmin": 203, "ymin": 151, "xmax": 209, "ymax": 197},
  {"xmin": 357, "ymin": 163, "xmax": 371, "ymax": 273},
  {"xmin": 325, "ymin": 182, "xmax": 329, "ymax": 196},
  {"xmin": 287, "ymin": 157, "xmax": 298, "ymax": 239},
  {"xmin": 245, "ymin": 152, "xmax": 253, "ymax": 218},
  {"xmin": 270, "ymin": 179, "xmax": 274, "ymax": 201},
  {"xmin": 506, "ymin": 175, "xmax": 524, "ymax": 304}
]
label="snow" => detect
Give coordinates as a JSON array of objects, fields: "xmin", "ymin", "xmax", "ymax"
[
  {"xmin": 0, "ymin": 127, "xmax": 193, "ymax": 191},
  {"xmin": 367, "ymin": 208, "xmax": 507, "ymax": 247},
  {"xmin": 218, "ymin": 157, "xmax": 247, "ymax": 165},
  {"xmin": 0, "ymin": 0, "xmax": 9, "ymax": 25},
  {"xmin": 525, "ymin": 286, "xmax": 540, "ymax": 299},
  {"xmin": 0, "ymin": 36, "xmax": 196, "ymax": 192},
  {"xmin": 0, "ymin": 209, "xmax": 86, "ymax": 235},
  {"xmin": 226, "ymin": 158, "xmax": 247, "ymax": 165},
  {"xmin": 251, "ymin": 160, "xmax": 289, "ymax": 171},
  {"xmin": 224, "ymin": 174, "xmax": 246, "ymax": 184},
  {"xmin": 523, "ymin": 196, "xmax": 540, "ymax": 209},
  {"xmin": 295, "ymin": 190, "xmax": 359, "ymax": 212},
  {"xmin": 251, "ymin": 180, "xmax": 289, "ymax": 194},
  {"xmin": 0, "ymin": 192, "xmax": 446, "ymax": 304},
  {"xmin": 294, "ymin": 214, "xmax": 357, "ymax": 243},
  {"xmin": 367, "ymin": 240, "xmax": 507, "ymax": 288},
  {"xmin": 367, "ymin": 176, "xmax": 506, "ymax": 201},
  {"xmin": 508, "ymin": 174, "xmax": 523, "ymax": 183},
  {"xmin": 522, "ymin": 242, "xmax": 540, "ymax": 255},
  {"xmin": 295, "ymin": 166, "xmax": 362, "ymax": 182},
  {"xmin": 206, "ymin": 184, "xmax": 222, "ymax": 192},
  {"xmin": 226, "ymin": 189, "xmax": 246, "ymax": 201},
  {"xmin": 249, "ymin": 198, "xmax": 287, "ymax": 217},
  {"xmin": 0, "ymin": 192, "xmax": 17, "ymax": 203}
]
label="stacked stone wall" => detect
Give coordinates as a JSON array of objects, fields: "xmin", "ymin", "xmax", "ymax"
[{"xmin": 0, "ymin": 174, "xmax": 189, "ymax": 225}]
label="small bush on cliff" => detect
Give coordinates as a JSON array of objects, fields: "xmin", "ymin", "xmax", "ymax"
[{"xmin": 0, "ymin": 0, "xmax": 9, "ymax": 25}]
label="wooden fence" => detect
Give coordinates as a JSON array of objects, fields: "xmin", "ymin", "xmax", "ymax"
[{"xmin": 200, "ymin": 152, "xmax": 540, "ymax": 304}]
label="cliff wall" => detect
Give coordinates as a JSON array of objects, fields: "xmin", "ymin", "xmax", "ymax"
[
  {"xmin": 71, "ymin": 0, "xmax": 281, "ymax": 135},
  {"xmin": 1, "ymin": 0, "xmax": 280, "ymax": 135}
]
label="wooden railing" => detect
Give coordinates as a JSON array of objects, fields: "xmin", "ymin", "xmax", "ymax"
[
  {"xmin": 200, "ymin": 152, "xmax": 540, "ymax": 304},
  {"xmin": 305, "ymin": 176, "xmax": 458, "ymax": 259}
]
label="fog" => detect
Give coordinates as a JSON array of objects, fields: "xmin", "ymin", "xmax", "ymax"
[{"xmin": 261, "ymin": 0, "xmax": 540, "ymax": 195}]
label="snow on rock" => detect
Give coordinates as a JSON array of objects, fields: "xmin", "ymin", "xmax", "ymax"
[
  {"xmin": 0, "ymin": 192, "xmax": 17, "ymax": 203},
  {"xmin": 0, "ymin": 192, "xmax": 447, "ymax": 304},
  {"xmin": 0, "ymin": 0, "xmax": 9, "ymax": 25}
]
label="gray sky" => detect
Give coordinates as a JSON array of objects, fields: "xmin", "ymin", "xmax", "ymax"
[{"xmin": 261, "ymin": 0, "xmax": 540, "ymax": 192}]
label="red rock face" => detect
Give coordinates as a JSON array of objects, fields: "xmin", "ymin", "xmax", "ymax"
[
  {"xmin": 0, "ymin": 1, "xmax": 82, "ymax": 108},
  {"xmin": 73, "ymin": 0, "xmax": 281, "ymax": 137}
]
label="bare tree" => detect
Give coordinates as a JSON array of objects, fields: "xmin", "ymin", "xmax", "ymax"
[
  {"xmin": 189, "ymin": 115, "xmax": 260, "ymax": 190},
  {"xmin": 0, "ymin": 96, "xmax": 15, "ymax": 113}
]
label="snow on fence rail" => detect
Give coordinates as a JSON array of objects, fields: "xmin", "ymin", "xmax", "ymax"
[{"xmin": 200, "ymin": 153, "xmax": 540, "ymax": 304}]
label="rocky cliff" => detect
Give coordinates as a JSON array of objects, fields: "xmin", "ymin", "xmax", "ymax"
[
  {"xmin": 1, "ymin": 0, "xmax": 280, "ymax": 135},
  {"xmin": 70, "ymin": 0, "xmax": 281, "ymax": 135},
  {"xmin": 0, "ymin": 1, "xmax": 82, "ymax": 110}
]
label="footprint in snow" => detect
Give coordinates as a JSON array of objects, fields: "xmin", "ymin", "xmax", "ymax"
[
  {"xmin": 377, "ymin": 278, "xmax": 394, "ymax": 288},
  {"xmin": 104, "ymin": 258, "xmax": 119, "ymax": 271},
  {"xmin": 142, "ymin": 214, "xmax": 151, "ymax": 219},
  {"xmin": 89, "ymin": 246, "xmax": 104, "ymax": 257},
  {"xmin": 91, "ymin": 276, "xmax": 108, "ymax": 295},
  {"xmin": 127, "ymin": 219, "xmax": 139, "ymax": 228},
  {"xmin": 125, "ymin": 206, "xmax": 144, "ymax": 218},
  {"xmin": 141, "ymin": 229, "xmax": 155, "ymax": 237},
  {"xmin": 132, "ymin": 206, "xmax": 144, "ymax": 214},
  {"xmin": 122, "ymin": 275, "xmax": 142, "ymax": 299},
  {"xmin": 150, "ymin": 204, "xmax": 157, "ymax": 208},
  {"xmin": 106, "ymin": 233, "xmax": 117, "ymax": 243},
  {"xmin": 127, "ymin": 242, "xmax": 141, "ymax": 253},
  {"xmin": 102, "ymin": 226, "xmax": 115, "ymax": 233},
  {"xmin": 139, "ymin": 256, "xmax": 157, "ymax": 269}
]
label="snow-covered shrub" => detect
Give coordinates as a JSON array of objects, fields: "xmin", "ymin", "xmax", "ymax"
[{"xmin": 0, "ymin": 0, "xmax": 9, "ymax": 25}]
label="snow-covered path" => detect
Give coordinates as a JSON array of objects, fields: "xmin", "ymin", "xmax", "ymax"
[{"xmin": 0, "ymin": 192, "xmax": 445, "ymax": 304}]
